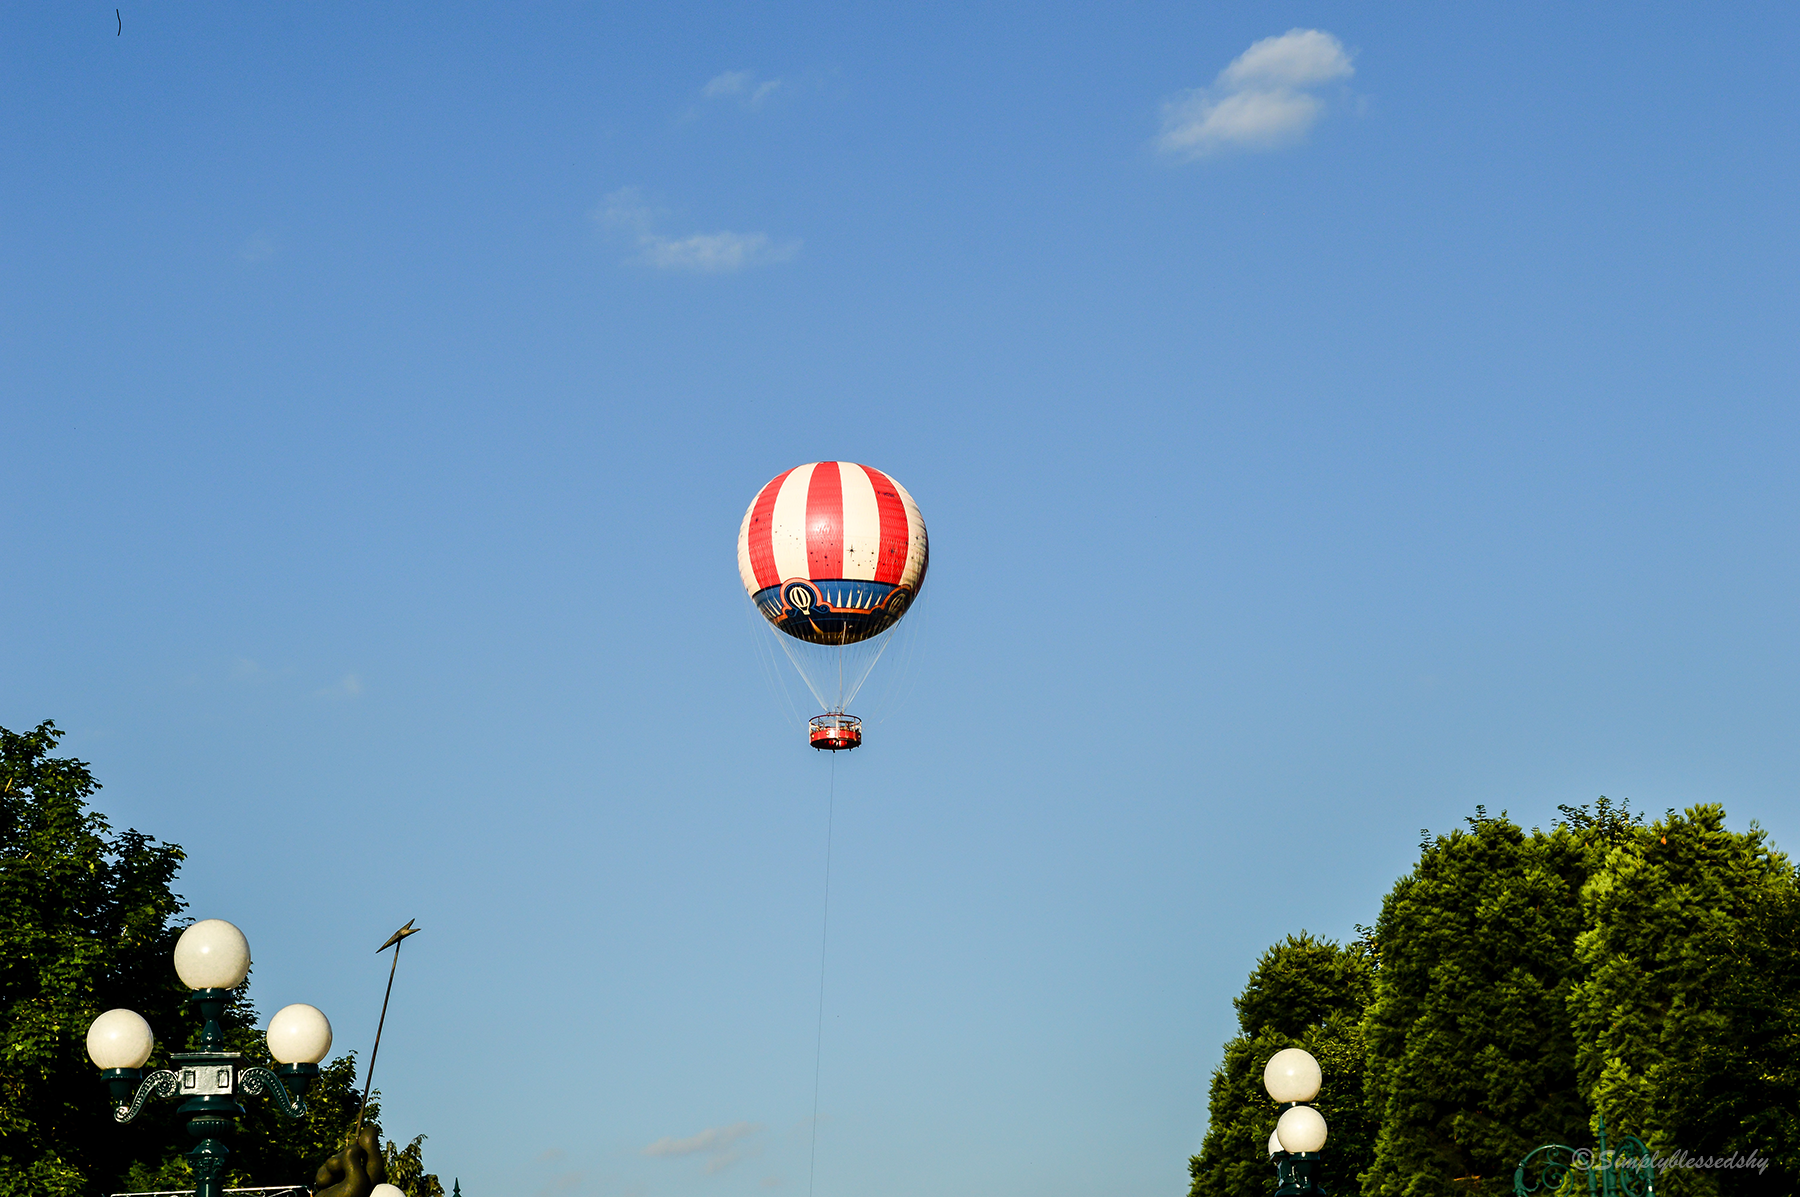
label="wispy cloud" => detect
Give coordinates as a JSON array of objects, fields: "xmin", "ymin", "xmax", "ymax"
[
  {"xmin": 239, "ymin": 232, "xmax": 279, "ymax": 263},
  {"xmin": 597, "ymin": 188, "xmax": 662, "ymax": 237},
  {"xmin": 314, "ymin": 673, "xmax": 362, "ymax": 700},
  {"xmin": 701, "ymin": 69, "xmax": 783, "ymax": 109},
  {"xmin": 639, "ymin": 231, "xmax": 795, "ymax": 272},
  {"xmin": 1158, "ymin": 29, "xmax": 1353, "ymax": 158},
  {"xmin": 595, "ymin": 188, "xmax": 799, "ymax": 273},
  {"xmin": 642, "ymin": 1122, "xmax": 764, "ymax": 1174},
  {"xmin": 703, "ymin": 69, "xmax": 753, "ymax": 98}
]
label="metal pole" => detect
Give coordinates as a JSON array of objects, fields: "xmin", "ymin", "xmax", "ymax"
[{"xmin": 353, "ymin": 920, "xmax": 420, "ymax": 1144}]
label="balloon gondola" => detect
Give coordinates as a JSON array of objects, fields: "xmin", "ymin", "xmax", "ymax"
[
  {"xmin": 808, "ymin": 713, "xmax": 863, "ymax": 751},
  {"xmin": 738, "ymin": 462, "xmax": 928, "ymax": 749}
]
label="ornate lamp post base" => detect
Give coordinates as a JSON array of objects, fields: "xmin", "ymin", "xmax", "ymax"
[
  {"xmin": 1271, "ymin": 1149, "xmax": 1326, "ymax": 1195},
  {"xmin": 184, "ymin": 1120, "xmax": 235, "ymax": 1197}
]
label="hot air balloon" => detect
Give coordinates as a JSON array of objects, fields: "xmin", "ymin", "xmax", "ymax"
[{"xmin": 738, "ymin": 462, "xmax": 928, "ymax": 749}]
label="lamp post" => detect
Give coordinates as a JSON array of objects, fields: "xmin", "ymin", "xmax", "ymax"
[
  {"xmin": 1263, "ymin": 1047, "xmax": 1329, "ymax": 1196},
  {"xmin": 84, "ymin": 919, "xmax": 334, "ymax": 1197},
  {"xmin": 1513, "ymin": 1115, "xmax": 1656, "ymax": 1197}
]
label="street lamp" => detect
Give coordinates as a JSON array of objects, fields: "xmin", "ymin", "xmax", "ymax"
[
  {"xmin": 1513, "ymin": 1114, "xmax": 1656, "ymax": 1197},
  {"xmin": 84, "ymin": 919, "xmax": 334, "ymax": 1197},
  {"xmin": 1263, "ymin": 1047, "xmax": 1328, "ymax": 1196}
]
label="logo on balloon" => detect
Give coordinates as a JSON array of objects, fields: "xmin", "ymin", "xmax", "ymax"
[{"xmin": 784, "ymin": 581, "xmax": 819, "ymax": 614}]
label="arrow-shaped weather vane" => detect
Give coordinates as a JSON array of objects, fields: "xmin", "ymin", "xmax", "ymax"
[{"xmin": 353, "ymin": 918, "xmax": 422, "ymax": 1143}]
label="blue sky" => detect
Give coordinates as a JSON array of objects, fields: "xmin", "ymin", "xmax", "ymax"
[{"xmin": 4, "ymin": 4, "xmax": 1799, "ymax": 1195}]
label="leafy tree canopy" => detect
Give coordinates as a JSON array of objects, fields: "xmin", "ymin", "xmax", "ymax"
[
  {"xmin": 1570, "ymin": 804, "xmax": 1799, "ymax": 1197},
  {"xmin": 1362, "ymin": 806, "xmax": 1600, "ymax": 1194}
]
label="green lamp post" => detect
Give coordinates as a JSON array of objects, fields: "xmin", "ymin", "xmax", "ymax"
[
  {"xmin": 1263, "ymin": 1048, "xmax": 1329, "ymax": 1196},
  {"xmin": 1513, "ymin": 1115, "xmax": 1656, "ymax": 1197},
  {"xmin": 83, "ymin": 918, "xmax": 335, "ymax": 1197}
]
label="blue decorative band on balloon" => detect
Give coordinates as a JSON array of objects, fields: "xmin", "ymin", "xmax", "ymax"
[{"xmin": 754, "ymin": 580, "xmax": 913, "ymax": 645}]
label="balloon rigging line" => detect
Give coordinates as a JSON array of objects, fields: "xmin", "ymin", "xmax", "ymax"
[
  {"xmin": 865, "ymin": 596, "xmax": 927, "ymax": 726},
  {"xmin": 807, "ymin": 755, "xmax": 836, "ymax": 1197},
  {"xmin": 747, "ymin": 601, "xmax": 807, "ymax": 729}
]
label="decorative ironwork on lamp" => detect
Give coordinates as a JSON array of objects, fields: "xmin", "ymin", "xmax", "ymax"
[{"xmin": 1514, "ymin": 1115, "xmax": 1656, "ymax": 1197}]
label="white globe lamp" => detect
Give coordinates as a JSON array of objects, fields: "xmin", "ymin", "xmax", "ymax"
[
  {"xmin": 86, "ymin": 1007, "xmax": 156, "ymax": 1109},
  {"xmin": 1262, "ymin": 1047, "xmax": 1322, "ymax": 1104},
  {"xmin": 267, "ymin": 1004, "xmax": 333, "ymax": 1065},
  {"xmin": 174, "ymin": 919, "xmax": 252, "ymax": 990},
  {"xmin": 1267, "ymin": 1127, "xmax": 1284, "ymax": 1156},
  {"xmin": 371, "ymin": 1186, "xmax": 406, "ymax": 1197},
  {"xmin": 1276, "ymin": 1104, "xmax": 1329, "ymax": 1154},
  {"xmin": 86, "ymin": 1009, "xmax": 155, "ymax": 1071}
]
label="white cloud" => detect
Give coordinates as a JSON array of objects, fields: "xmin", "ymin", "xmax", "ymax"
[
  {"xmin": 1159, "ymin": 88, "xmax": 1324, "ymax": 154},
  {"xmin": 642, "ymin": 1121, "xmax": 759, "ymax": 1157},
  {"xmin": 314, "ymin": 673, "xmax": 362, "ymax": 700},
  {"xmin": 639, "ymin": 231, "xmax": 797, "ymax": 272},
  {"xmin": 1219, "ymin": 28, "xmax": 1353, "ymax": 89},
  {"xmin": 701, "ymin": 69, "xmax": 783, "ymax": 109},
  {"xmin": 594, "ymin": 188, "xmax": 799, "ymax": 273},
  {"xmin": 1158, "ymin": 29, "xmax": 1353, "ymax": 158},
  {"xmin": 703, "ymin": 70, "xmax": 753, "ymax": 98},
  {"xmin": 643, "ymin": 1122, "xmax": 763, "ymax": 1173},
  {"xmin": 597, "ymin": 187, "xmax": 660, "ymax": 236}
]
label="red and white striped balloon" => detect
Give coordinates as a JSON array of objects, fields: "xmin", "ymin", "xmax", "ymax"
[{"xmin": 738, "ymin": 462, "xmax": 928, "ymax": 644}]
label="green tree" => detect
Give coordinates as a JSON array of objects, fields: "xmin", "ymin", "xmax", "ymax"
[
  {"xmin": 1570, "ymin": 804, "xmax": 1800, "ymax": 1196},
  {"xmin": 1188, "ymin": 933, "xmax": 1377, "ymax": 1197},
  {"xmin": 1190, "ymin": 800, "xmax": 1800, "ymax": 1197},
  {"xmin": 1360, "ymin": 809, "xmax": 1605, "ymax": 1196},
  {"xmin": 382, "ymin": 1133, "xmax": 448, "ymax": 1197},
  {"xmin": 0, "ymin": 719, "xmax": 443, "ymax": 1196},
  {"xmin": 0, "ymin": 719, "xmax": 192, "ymax": 1195}
]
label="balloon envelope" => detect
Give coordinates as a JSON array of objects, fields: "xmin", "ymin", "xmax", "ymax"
[
  {"xmin": 738, "ymin": 462, "xmax": 928, "ymax": 712},
  {"xmin": 738, "ymin": 461, "xmax": 928, "ymax": 644}
]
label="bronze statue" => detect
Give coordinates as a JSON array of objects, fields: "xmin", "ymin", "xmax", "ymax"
[{"xmin": 313, "ymin": 1125, "xmax": 388, "ymax": 1197}]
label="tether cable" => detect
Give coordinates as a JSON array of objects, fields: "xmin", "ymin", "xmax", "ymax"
[{"xmin": 807, "ymin": 753, "xmax": 836, "ymax": 1197}]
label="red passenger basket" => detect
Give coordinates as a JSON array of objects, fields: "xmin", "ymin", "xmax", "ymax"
[{"xmin": 809, "ymin": 713, "xmax": 862, "ymax": 751}]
